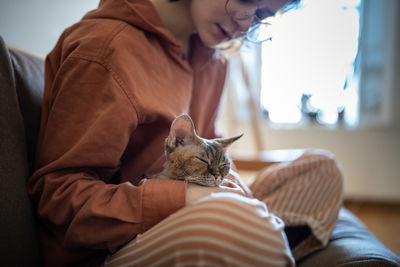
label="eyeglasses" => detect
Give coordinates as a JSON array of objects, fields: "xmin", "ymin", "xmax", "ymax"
[{"xmin": 225, "ymin": 0, "xmax": 275, "ymax": 43}]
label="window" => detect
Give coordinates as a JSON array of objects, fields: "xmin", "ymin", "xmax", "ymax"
[
  {"xmin": 223, "ymin": 0, "xmax": 398, "ymax": 131},
  {"xmin": 260, "ymin": 0, "xmax": 362, "ymax": 127}
]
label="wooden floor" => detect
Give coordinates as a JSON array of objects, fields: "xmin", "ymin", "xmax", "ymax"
[{"xmin": 344, "ymin": 200, "xmax": 400, "ymax": 257}]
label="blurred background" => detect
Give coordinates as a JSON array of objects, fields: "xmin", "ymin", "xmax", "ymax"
[{"xmin": 1, "ymin": 0, "xmax": 399, "ymax": 255}]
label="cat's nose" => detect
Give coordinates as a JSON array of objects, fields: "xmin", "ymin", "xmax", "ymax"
[{"xmin": 209, "ymin": 169, "xmax": 220, "ymax": 179}]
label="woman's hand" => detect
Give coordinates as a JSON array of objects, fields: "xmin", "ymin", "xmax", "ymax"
[
  {"xmin": 186, "ymin": 181, "xmax": 245, "ymax": 206},
  {"xmin": 226, "ymin": 169, "xmax": 253, "ymax": 198}
]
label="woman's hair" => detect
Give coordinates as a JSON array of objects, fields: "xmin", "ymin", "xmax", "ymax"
[
  {"xmin": 219, "ymin": 0, "xmax": 302, "ymax": 57},
  {"xmin": 169, "ymin": 0, "xmax": 301, "ymax": 7},
  {"xmin": 168, "ymin": 0, "xmax": 302, "ymax": 20},
  {"xmin": 281, "ymin": 0, "xmax": 302, "ymax": 12},
  {"xmin": 167, "ymin": 0, "xmax": 303, "ymax": 58}
]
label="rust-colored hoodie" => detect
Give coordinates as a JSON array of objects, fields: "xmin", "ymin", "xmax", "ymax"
[{"xmin": 28, "ymin": 0, "xmax": 227, "ymax": 265}]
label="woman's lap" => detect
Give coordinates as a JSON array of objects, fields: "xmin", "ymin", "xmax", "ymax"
[
  {"xmin": 104, "ymin": 193, "xmax": 295, "ymax": 266},
  {"xmin": 105, "ymin": 149, "xmax": 343, "ymax": 266}
]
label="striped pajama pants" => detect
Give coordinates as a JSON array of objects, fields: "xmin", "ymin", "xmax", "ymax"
[{"xmin": 104, "ymin": 149, "xmax": 343, "ymax": 266}]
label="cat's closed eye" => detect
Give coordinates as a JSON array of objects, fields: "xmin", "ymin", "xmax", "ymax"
[
  {"xmin": 195, "ymin": 156, "xmax": 209, "ymax": 166},
  {"xmin": 219, "ymin": 163, "xmax": 230, "ymax": 175}
]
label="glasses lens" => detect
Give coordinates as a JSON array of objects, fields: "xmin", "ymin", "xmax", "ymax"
[
  {"xmin": 226, "ymin": 0, "xmax": 258, "ymax": 20},
  {"xmin": 246, "ymin": 23, "xmax": 273, "ymax": 43}
]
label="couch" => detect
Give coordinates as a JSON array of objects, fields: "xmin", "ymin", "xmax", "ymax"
[{"xmin": 1, "ymin": 35, "xmax": 399, "ymax": 266}]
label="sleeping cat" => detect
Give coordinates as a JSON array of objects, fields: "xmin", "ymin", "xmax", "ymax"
[{"xmin": 154, "ymin": 113, "xmax": 242, "ymax": 186}]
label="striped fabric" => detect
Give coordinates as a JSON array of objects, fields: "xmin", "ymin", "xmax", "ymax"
[
  {"xmin": 104, "ymin": 149, "xmax": 343, "ymax": 266},
  {"xmin": 250, "ymin": 149, "xmax": 344, "ymax": 259}
]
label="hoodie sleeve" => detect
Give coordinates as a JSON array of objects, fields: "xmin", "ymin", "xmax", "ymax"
[{"xmin": 28, "ymin": 55, "xmax": 186, "ymax": 252}]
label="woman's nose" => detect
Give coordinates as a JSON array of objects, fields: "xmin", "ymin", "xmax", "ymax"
[{"xmin": 232, "ymin": 16, "xmax": 254, "ymax": 34}]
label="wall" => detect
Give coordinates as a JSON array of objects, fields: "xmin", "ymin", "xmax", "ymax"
[{"xmin": 0, "ymin": 0, "xmax": 99, "ymax": 56}]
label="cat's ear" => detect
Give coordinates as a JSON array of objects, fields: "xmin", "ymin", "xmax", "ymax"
[
  {"xmin": 215, "ymin": 134, "xmax": 243, "ymax": 150},
  {"xmin": 167, "ymin": 113, "xmax": 197, "ymax": 148}
]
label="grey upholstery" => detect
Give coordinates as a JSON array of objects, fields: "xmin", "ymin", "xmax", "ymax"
[
  {"xmin": 0, "ymin": 35, "xmax": 399, "ymax": 266},
  {"xmin": 0, "ymin": 37, "xmax": 43, "ymax": 266},
  {"xmin": 298, "ymin": 209, "xmax": 400, "ymax": 266}
]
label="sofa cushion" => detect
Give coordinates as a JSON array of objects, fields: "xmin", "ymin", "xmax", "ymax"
[
  {"xmin": 298, "ymin": 208, "xmax": 400, "ymax": 266},
  {"xmin": 0, "ymin": 36, "xmax": 42, "ymax": 267},
  {"xmin": 8, "ymin": 45, "xmax": 44, "ymax": 173}
]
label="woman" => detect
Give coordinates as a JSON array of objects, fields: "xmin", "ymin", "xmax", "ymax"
[{"xmin": 28, "ymin": 0, "xmax": 343, "ymax": 266}]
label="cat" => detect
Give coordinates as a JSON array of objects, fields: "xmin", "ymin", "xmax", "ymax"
[{"xmin": 154, "ymin": 113, "xmax": 242, "ymax": 186}]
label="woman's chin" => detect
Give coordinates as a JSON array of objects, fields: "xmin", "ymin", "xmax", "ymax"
[{"xmin": 198, "ymin": 30, "xmax": 230, "ymax": 48}]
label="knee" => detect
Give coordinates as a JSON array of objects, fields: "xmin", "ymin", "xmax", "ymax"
[
  {"xmin": 303, "ymin": 149, "xmax": 343, "ymax": 179},
  {"xmin": 302, "ymin": 149, "xmax": 344, "ymax": 197}
]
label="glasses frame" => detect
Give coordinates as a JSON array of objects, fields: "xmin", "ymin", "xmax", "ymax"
[
  {"xmin": 224, "ymin": 0, "xmax": 274, "ymax": 43},
  {"xmin": 225, "ymin": 0, "xmax": 259, "ymax": 21}
]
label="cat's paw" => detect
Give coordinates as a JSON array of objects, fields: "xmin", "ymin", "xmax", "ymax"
[{"xmin": 187, "ymin": 177, "xmax": 218, "ymax": 187}]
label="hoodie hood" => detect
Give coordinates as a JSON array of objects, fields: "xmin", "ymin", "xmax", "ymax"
[
  {"xmin": 83, "ymin": 0, "xmax": 215, "ymax": 72},
  {"xmin": 84, "ymin": 0, "xmax": 182, "ymax": 49}
]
